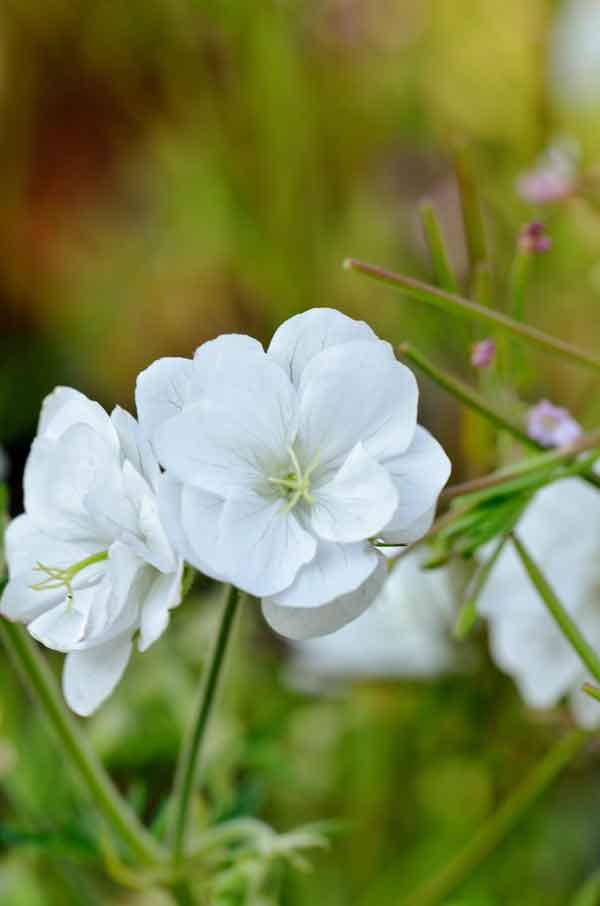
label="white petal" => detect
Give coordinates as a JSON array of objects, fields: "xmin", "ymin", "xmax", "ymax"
[
  {"xmin": 28, "ymin": 600, "xmax": 89, "ymax": 652},
  {"xmin": 180, "ymin": 484, "xmax": 227, "ymax": 579},
  {"xmin": 378, "ymin": 427, "xmax": 450, "ymax": 543},
  {"xmin": 24, "ymin": 425, "xmax": 131, "ymax": 543},
  {"xmin": 157, "ymin": 475, "xmax": 203, "ymax": 568},
  {"xmin": 4, "ymin": 515, "xmax": 89, "ymax": 581},
  {"xmin": 38, "ymin": 387, "xmax": 119, "ymax": 452},
  {"xmin": 62, "ymin": 636, "xmax": 133, "ymax": 716},
  {"xmin": 154, "ymin": 354, "xmax": 296, "ymax": 495},
  {"xmin": 1, "ymin": 575, "xmax": 66, "ymax": 624},
  {"xmin": 218, "ymin": 491, "xmax": 317, "ymax": 597},
  {"xmin": 111, "ymin": 406, "xmax": 160, "ymax": 490},
  {"xmin": 383, "ymin": 505, "xmax": 436, "ymax": 546},
  {"xmin": 262, "ymin": 552, "xmax": 387, "ymax": 640},
  {"xmin": 290, "ymin": 549, "xmax": 459, "ymax": 680},
  {"xmin": 310, "ymin": 443, "xmax": 397, "ymax": 543},
  {"xmin": 297, "ymin": 341, "xmax": 418, "ymax": 471},
  {"xmin": 267, "ymin": 308, "xmax": 381, "ymax": 385},
  {"xmin": 135, "ymin": 357, "xmax": 194, "ymax": 442},
  {"xmin": 138, "ymin": 561, "xmax": 183, "ymax": 653},
  {"xmin": 120, "ymin": 462, "xmax": 177, "ymax": 573},
  {"xmin": 191, "ymin": 334, "xmax": 266, "ymax": 395},
  {"xmin": 2, "ymin": 517, "xmax": 104, "ymax": 623},
  {"xmin": 264, "ymin": 540, "xmax": 379, "ymax": 609}
]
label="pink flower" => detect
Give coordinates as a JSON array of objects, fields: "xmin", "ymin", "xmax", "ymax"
[
  {"xmin": 471, "ymin": 338, "xmax": 496, "ymax": 369},
  {"xmin": 527, "ymin": 400, "xmax": 582, "ymax": 447}
]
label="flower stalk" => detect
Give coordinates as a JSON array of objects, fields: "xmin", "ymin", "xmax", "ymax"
[
  {"xmin": 453, "ymin": 533, "xmax": 509, "ymax": 639},
  {"xmin": 442, "ymin": 430, "xmax": 600, "ymax": 501},
  {"xmin": 0, "ymin": 616, "xmax": 162, "ymax": 866},
  {"xmin": 343, "ymin": 258, "xmax": 600, "ymax": 371},
  {"xmin": 171, "ymin": 584, "xmax": 241, "ymax": 862}
]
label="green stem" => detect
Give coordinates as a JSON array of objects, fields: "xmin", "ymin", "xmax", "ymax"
[
  {"xmin": 403, "ymin": 729, "xmax": 585, "ymax": 906},
  {"xmin": 0, "ymin": 619, "xmax": 162, "ymax": 866},
  {"xmin": 343, "ymin": 258, "xmax": 600, "ymax": 371},
  {"xmin": 442, "ymin": 430, "xmax": 600, "ymax": 501},
  {"xmin": 399, "ymin": 343, "xmax": 600, "ymax": 491},
  {"xmin": 512, "ymin": 535, "xmax": 600, "ymax": 684},
  {"xmin": 171, "ymin": 585, "xmax": 241, "ymax": 862},
  {"xmin": 399, "ymin": 342, "xmax": 538, "ymax": 449},
  {"xmin": 473, "ymin": 260, "xmax": 493, "ymax": 308},
  {"xmin": 508, "ymin": 249, "xmax": 532, "ymax": 322},
  {"xmin": 419, "ymin": 201, "xmax": 459, "ymax": 293},
  {"xmin": 454, "ymin": 143, "xmax": 488, "ymax": 281},
  {"xmin": 454, "ymin": 533, "xmax": 509, "ymax": 639}
]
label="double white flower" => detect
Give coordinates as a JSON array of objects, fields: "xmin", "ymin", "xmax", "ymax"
[
  {"xmin": 0, "ymin": 389, "xmax": 183, "ymax": 716},
  {"xmin": 137, "ymin": 308, "xmax": 451, "ymax": 639}
]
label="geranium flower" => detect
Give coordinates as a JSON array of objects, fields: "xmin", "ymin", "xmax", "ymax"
[
  {"xmin": 478, "ymin": 477, "xmax": 600, "ymax": 728},
  {"xmin": 136, "ymin": 308, "xmax": 451, "ymax": 639},
  {"xmin": 288, "ymin": 548, "xmax": 465, "ymax": 685},
  {"xmin": 0, "ymin": 388, "xmax": 183, "ymax": 716}
]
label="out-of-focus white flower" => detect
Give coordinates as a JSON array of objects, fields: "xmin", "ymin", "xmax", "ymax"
[
  {"xmin": 516, "ymin": 141, "xmax": 578, "ymax": 204},
  {"xmin": 526, "ymin": 399, "xmax": 582, "ymax": 448},
  {"xmin": 136, "ymin": 308, "xmax": 451, "ymax": 640},
  {"xmin": 0, "ymin": 388, "xmax": 183, "ymax": 716},
  {"xmin": 478, "ymin": 477, "xmax": 600, "ymax": 728},
  {"xmin": 288, "ymin": 547, "xmax": 464, "ymax": 683},
  {"xmin": 550, "ymin": 0, "xmax": 600, "ymax": 110}
]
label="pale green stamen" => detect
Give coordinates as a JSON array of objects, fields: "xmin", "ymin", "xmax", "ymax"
[
  {"xmin": 30, "ymin": 550, "xmax": 109, "ymax": 601},
  {"xmin": 268, "ymin": 447, "xmax": 320, "ymax": 512}
]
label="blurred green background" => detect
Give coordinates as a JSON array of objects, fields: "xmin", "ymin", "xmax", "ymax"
[{"xmin": 3, "ymin": 1, "xmax": 600, "ymax": 903}]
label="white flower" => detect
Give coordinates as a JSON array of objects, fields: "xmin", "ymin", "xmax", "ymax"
[
  {"xmin": 136, "ymin": 308, "xmax": 451, "ymax": 639},
  {"xmin": 0, "ymin": 388, "xmax": 184, "ymax": 716},
  {"xmin": 478, "ymin": 477, "xmax": 600, "ymax": 728},
  {"xmin": 288, "ymin": 548, "xmax": 463, "ymax": 683}
]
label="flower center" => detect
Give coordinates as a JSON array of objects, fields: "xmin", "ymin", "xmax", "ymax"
[
  {"xmin": 268, "ymin": 447, "xmax": 320, "ymax": 512},
  {"xmin": 30, "ymin": 550, "xmax": 109, "ymax": 602}
]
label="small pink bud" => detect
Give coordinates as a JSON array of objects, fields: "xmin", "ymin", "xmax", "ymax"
[
  {"xmin": 471, "ymin": 338, "xmax": 496, "ymax": 369},
  {"xmin": 527, "ymin": 400, "xmax": 582, "ymax": 448},
  {"xmin": 518, "ymin": 220, "xmax": 552, "ymax": 254}
]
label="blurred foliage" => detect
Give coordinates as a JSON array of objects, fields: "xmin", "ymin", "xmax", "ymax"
[{"xmin": 3, "ymin": 0, "xmax": 600, "ymax": 903}]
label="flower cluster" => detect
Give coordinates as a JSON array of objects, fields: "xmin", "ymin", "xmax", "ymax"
[{"xmin": 1, "ymin": 310, "xmax": 451, "ymax": 713}]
